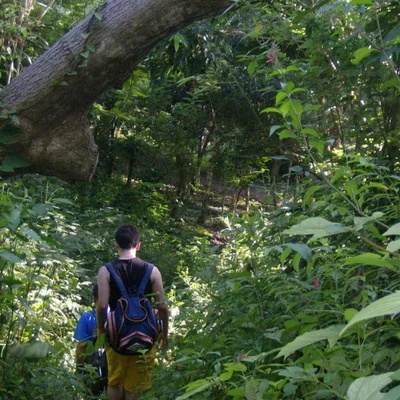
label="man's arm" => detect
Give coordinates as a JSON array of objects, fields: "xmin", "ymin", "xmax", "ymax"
[
  {"xmin": 97, "ymin": 266, "xmax": 110, "ymax": 335},
  {"xmin": 74, "ymin": 312, "xmax": 93, "ymax": 368},
  {"xmin": 75, "ymin": 342, "xmax": 88, "ymax": 367},
  {"xmin": 151, "ymin": 266, "xmax": 169, "ymax": 349}
]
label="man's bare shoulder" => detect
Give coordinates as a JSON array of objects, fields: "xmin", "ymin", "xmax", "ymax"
[{"xmin": 98, "ymin": 265, "xmax": 110, "ymax": 278}]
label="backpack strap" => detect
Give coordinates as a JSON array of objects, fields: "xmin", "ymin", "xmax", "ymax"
[
  {"xmin": 137, "ymin": 263, "xmax": 154, "ymax": 295},
  {"xmin": 105, "ymin": 261, "xmax": 154, "ymax": 297},
  {"xmin": 105, "ymin": 262, "xmax": 129, "ymax": 298}
]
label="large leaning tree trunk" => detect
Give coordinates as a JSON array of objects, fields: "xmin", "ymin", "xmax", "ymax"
[{"xmin": 0, "ymin": 0, "xmax": 230, "ymax": 181}]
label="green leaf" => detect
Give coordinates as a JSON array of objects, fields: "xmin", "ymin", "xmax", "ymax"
[
  {"xmin": 344, "ymin": 308, "xmax": 358, "ymax": 322},
  {"xmin": 353, "ymin": 212, "xmax": 385, "ymax": 231},
  {"xmin": 280, "ymin": 100, "xmax": 303, "ymax": 117},
  {"xmin": 8, "ymin": 207, "xmax": 21, "ymax": 230},
  {"xmin": 276, "ymin": 325, "xmax": 344, "ymax": 360},
  {"xmin": 94, "ymin": 11, "xmax": 103, "ymax": 20},
  {"xmin": 52, "ymin": 198, "xmax": 75, "ymax": 206},
  {"xmin": 223, "ymin": 363, "xmax": 247, "ymax": 372},
  {"xmin": 384, "ymin": 26, "xmax": 400, "ymax": 44},
  {"xmin": 80, "ymin": 51, "xmax": 90, "ymax": 58},
  {"xmin": 341, "ymin": 291, "xmax": 400, "ymax": 336},
  {"xmin": 1, "ymin": 154, "xmax": 30, "ymax": 172},
  {"xmin": 344, "ymin": 253, "xmax": 395, "ymax": 269},
  {"xmin": 301, "ymin": 128, "xmax": 320, "ymax": 138},
  {"xmin": 22, "ymin": 227, "xmax": 41, "ymax": 241},
  {"xmin": 247, "ymin": 61, "xmax": 258, "ymax": 75},
  {"xmin": 347, "ymin": 372, "xmax": 393, "ymax": 400},
  {"xmin": 303, "ymin": 185, "xmax": 321, "ymax": 206},
  {"xmin": 275, "ymin": 91, "xmax": 288, "ymax": 106},
  {"xmin": 219, "ymin": 371, "xmax": 233, "ymax": 381},
  {"xmin": 283, "ymin": 217, "xmax": 348, "ymax": 240},
  {"xmin": 1, "ymin": 278, "xmax": 23, "ymax": 287},
  {"xmin": 310, "ymin": 139, "xmax": 325, "ymax": 154},
  {"xmin": 261, "ymin": 107, "xmax": 281, "ymax": 114},
  {"xmin": 383, "ymin": 384, "xmax": 400, "ymax": 400},
  {"xmin": 176, "ymin": 379, "xmax": 213, "ymax": 400},
  {"xmin": 286, "ymin": 243, "xmax": 312, "ymax": 262},
  {"xmin": 227, "ymin": 387, "xmax": 245, "ymax": 398},
  {"xmin": 351, "ymin": 47, "xmax": 375, "ymax": 65},
  {"xmin": 8, "ymin": 341, "xmax": 50, "ymax": 360},
  {"xmin": 269, "ymin": 125, "xmax": 281, "ymax": 136},
  {"xmin": 350, "ymin": 0, "xmax": 372, "ymax": 4},
  {"xmin": 331, "ymin": 166, "xmax": 352, "ymax": 184},
  {"xmin": 383, "ymin": 223, "xmax": 400, "ymax": 236},
  {"xmin": 387, "ymin": 239, "xmax": 400, "ymax": 253},
  {"xmin": 381, "ymin": 78, "xmax": 399, "ymax": 90},
  {"xmin": 0, "ymin": 134, "xmax": 18, "ymax": 144},
  {"xmin": 0, "ymin": 251, "xmax": 22, "ymax": 264},
  {"xmin": 245, "ymin": 379, "xmax": 262, "ymax": 400},
  {"xmin": 279, "ymin": 129, "xmax": 296, "ymax": 139},
  {"xmin": 282, "ymin": 81, "xmax": 295, "ymax": 92},
  {"xmin": 32, "ymin": 203, "xmax": 53, "ymax": 215},
  {"xmin": 177, "ymin": 76, "xmax": 196, "ymax": 87}
]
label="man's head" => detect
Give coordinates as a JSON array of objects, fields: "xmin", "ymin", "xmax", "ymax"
[{"xmin": 115, "ymin": 224, "xmax": 141, "ymax": 250}]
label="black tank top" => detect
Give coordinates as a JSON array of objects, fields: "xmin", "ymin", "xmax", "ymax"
[{"xmin": 108, "ymin": 258, "xmax": 153, "ymax": 311}]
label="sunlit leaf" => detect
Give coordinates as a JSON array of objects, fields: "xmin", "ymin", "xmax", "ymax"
[
  {"xmin": 382, "ymin": 384, "xmax": 400, "ymax": 400},
  {"xmin": 0, "ymin": 251, "xmax": 22, "ymax": 264},
  {"xmin": 302, "ymin": 186, "xmax": 321, "ymax": 206},
  {"xmin": 350, "ymin": 0, "xmax": 372, "ymax": 4},
  {"xmin": 276, "ymin": 325, "xmax": 344, "ymax": 360},
  {"xmin": 383, "ymin": 223, "xmax": 400, "ymax": 236},
  {"xmin": 283, "ymin": 217, "xmax": 348, "ymax": 240},
  {"xmin": 261, "ymin": 107, "xmax": 281, "ymax": 114},
  {"xmin": 223, "ymin": 362, "xmax": 247, "ymax": 372},
  {"xmin": 387, "ymin": 239, "xmax": 400, "ymax": 253},
  {"xmin": 275, "ymin": 91, "xmax": 288, "ymax": 106},
  {"xmin": 351, "ymin": 47, "xmax": 376, "ymax": 65},
  {"xmin": 347, "ymin": 372, "xmax": 393, "ymax": 400},
  {"xmin": 344, "ymin": 253, "xmax": 395, "ymax": 269},
  {"xmin": 286, "ymin": 243, "xmax": 312, "ymax": 262},
  {"xmin": 22, "ymin": 227, "xmax": 41, "ymax": 241},
  {"xmin": 344, "ymin": 308, "xmax": 358, "ymax": 322},
  {"xmin": 340, "ymin": 292, "xmax": 400, "ymax": 336},
  {"xmin": 176, "ymin": 379, "xmax": 213, "ymax": 400}
]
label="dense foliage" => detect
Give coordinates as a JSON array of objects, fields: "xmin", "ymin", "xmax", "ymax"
[{"xmin": 1, "ymin": 0, "xmax": 400, "ymax": 399}]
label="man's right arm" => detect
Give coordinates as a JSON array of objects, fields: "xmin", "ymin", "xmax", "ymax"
[
  {"xmin": 97, "ymin": 266, "xmax": 110, "ymax": 335},
  {"xmin": 151, "ymin": 266, "xmax": 169, "ymax": 349}
]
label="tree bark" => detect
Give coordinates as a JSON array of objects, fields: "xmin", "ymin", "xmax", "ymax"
[{"xmin": 0, "ymin": 0, "xmax": 230, "ymax": 181}]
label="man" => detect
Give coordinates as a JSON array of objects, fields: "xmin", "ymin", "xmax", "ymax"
[
  {"xmin": 97, "ymin": 224, "xmax": 169, "ymax": 400},
  {"xmin": 74, "ymin": 284, "xmax": 107, "ymax": 395}
]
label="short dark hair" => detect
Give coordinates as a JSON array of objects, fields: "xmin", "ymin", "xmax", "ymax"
[
  {"xmin": 115, "ymin": 224, "xmax": 141, "ymax": 249},
  {"xmin": 93, "ymin": 283, "xmax": 98, "ymax": 299}
]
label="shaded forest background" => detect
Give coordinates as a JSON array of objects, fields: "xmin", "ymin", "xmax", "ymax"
[{"xmin": 1, "ymin": 0, "xmax": 400, "ymax": 399}]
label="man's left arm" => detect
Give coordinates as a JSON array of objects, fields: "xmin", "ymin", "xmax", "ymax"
[
  {"xmin": 74, "ymin": 312, "xmax": 92, "ymax": 368},
  {"xmin": 97, "ymin": 266, "xmax": 110, "ymax": 335}
]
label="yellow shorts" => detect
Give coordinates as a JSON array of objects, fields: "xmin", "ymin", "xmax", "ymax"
[{"xmin": 106, "ymin": 346, "xmax": 156, "ymax": 394}]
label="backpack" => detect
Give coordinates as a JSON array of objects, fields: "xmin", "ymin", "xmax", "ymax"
[
  {"xmin": 84, "ymin": 345, "xmax": 108, "ymax": 394},
  {"xmin": 105, "ymin": 262, "xmax": 159, "ymax": 355}
]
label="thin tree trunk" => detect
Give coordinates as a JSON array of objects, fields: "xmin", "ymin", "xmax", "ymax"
[{"xmin": 246, "ymin": 185, "xmax": 250, "ymax": 213}]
